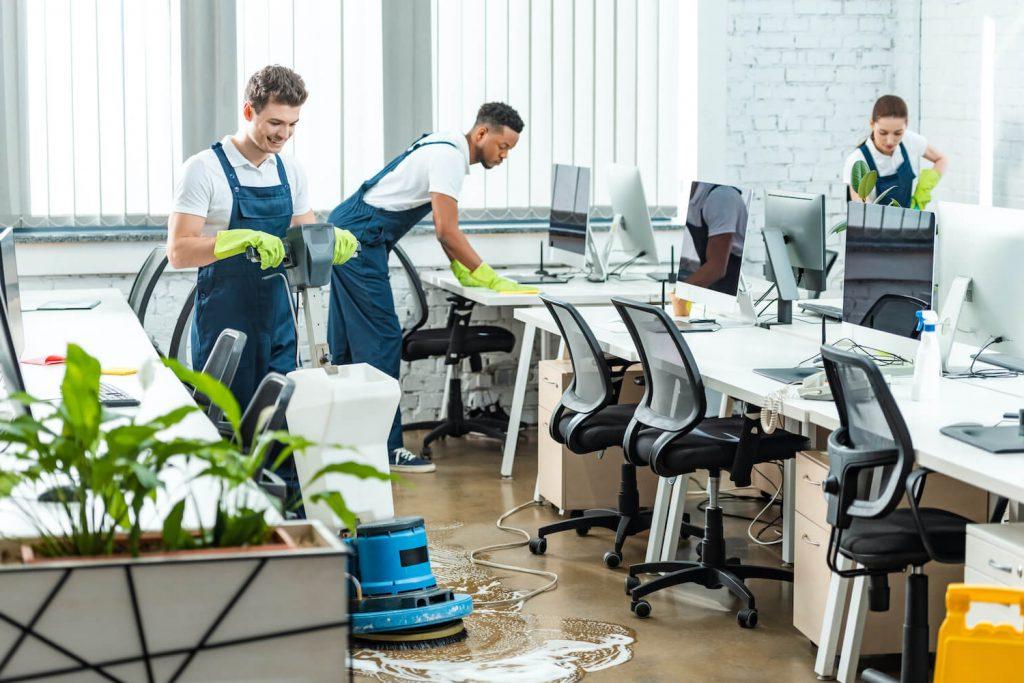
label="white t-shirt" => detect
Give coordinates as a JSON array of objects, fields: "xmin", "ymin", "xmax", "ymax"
[
  {"xmin": 361, "ymin": 132, "xmax": 470, "ymax": 211},
  {"xmin": 842, "ymin": 129, "xmax": 928, "ymax": 201},
  {"xmin": 172, "ymin": 136, "xmax": 310, "ymax": 236}
]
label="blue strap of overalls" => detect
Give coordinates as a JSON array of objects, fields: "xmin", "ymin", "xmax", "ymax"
[
  {"xmin": 857, "ymin": 140, "xmax": 910, "ymax": 176},
  {"xmin": 357, "ymin": 135, "xmax": 458, "ymax": 195},
  {"xmin": 211, "ymin": 141, "xmax": 289, "ymax": 200}
]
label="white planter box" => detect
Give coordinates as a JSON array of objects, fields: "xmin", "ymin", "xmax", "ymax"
[{"xmin": 0, "ymin": 521, "xmax": 348, "ymax": 683}]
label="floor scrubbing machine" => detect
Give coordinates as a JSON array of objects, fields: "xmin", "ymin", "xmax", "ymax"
[
  {"xmin": 347, "ymin": 516, "xmax": 473, "ymax": 648},
  {"xmin": 250, "ymin": 227, "xmax": 473, "ymax": 648}
]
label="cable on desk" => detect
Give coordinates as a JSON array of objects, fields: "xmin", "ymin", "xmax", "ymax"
[{"xmin": 944, "ymin": 336, "xmax": 1021, "ymax": 380}]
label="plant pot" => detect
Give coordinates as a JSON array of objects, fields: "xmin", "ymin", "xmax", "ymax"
[{"xmin": 0, "ymin": 520, "xmax": 349, "ymax": 683}]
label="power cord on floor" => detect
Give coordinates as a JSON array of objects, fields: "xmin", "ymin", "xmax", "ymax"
[
  {"xmin": 469, "ymin": 500, "xmax": 559, "ymax": 608},
  {"xmin": 747, "ymin": 462, "xmax": 785, "ymax": 546}
]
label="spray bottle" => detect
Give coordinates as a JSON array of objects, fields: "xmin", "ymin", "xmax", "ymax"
[{"xmin": 911, "ymin": 310, "xmax": 941, "ymax": 401}]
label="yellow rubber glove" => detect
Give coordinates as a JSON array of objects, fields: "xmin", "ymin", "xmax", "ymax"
[
  {"xmin": 213, "ymin": 229, "xmax": 284, "ymax": 270},
  {"xmin": 470, "ymin": 263, "xmax": 540, "ymax": 294},
  {"xmin": 333, "ymin": 228, "xmax": 359, "ymax": 265},
  {"xmin": 450, "ymin": 259, "xmax": 486, "ymax": 287},
  {"xmin": 911, "ymin": 168, "xmax": 941, "ymax": 210}
]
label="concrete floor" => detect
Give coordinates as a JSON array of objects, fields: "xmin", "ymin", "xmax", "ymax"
[{"xmin": 357, "ymin": 430, "xmax": 847, "ymax": 683}]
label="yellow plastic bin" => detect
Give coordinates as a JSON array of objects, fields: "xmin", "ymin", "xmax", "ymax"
[{"xmin": 933, "ymin": 584, "xmax": 1024, "ymax": 683}]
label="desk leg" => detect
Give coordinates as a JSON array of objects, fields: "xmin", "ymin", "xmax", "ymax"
[
  {"xmin": 646, "ymin": 476, "xmax": 674, "ymax": 563},
  {"xmin": 501, "ymin": 322, "xmax": 535, "ymax": 479},
  {"xmin": 660, "ymin": 475, "xmax": 689, "ymax": 561},
  {"xmin": 439, "ymin": 364, "xmax": 454, "ymax": 420},
  {"xmin": 814, "ymin": 555, "xmax": 854, "ymax": 680},
  {"xmin": 837, "ymin": 572, "xmax": 869, "ymax": 683}
]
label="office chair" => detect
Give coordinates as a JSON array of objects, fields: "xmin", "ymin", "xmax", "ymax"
[
  {"xmin": 820, "ymin": 345, "xmax": 971, "ymax": 683},
  {"xmin": 128, "ymin": 246, "xmax": 168, "ymax": 325},
  {"xmin": 392, "ymin": 245, "xmax": 516, "ymax": 457},
  {"xmin": 526, "ymin": 296, "xmax": 704, "ymax": 568},
  {"xmin": 612, "ymin": 297, "xmax": 807, "ymax": 628},
  {"xmin": 237, "ymin": 373, "xmax": 296, "ymax": 510},
  {"xmin": 860, "ymin": 293, "xmax": 929, "ymax": 340},
  {"xmin": 192, "ymin": 328, "xmax": 247, "ymax": 425},
  {"xmin": 169, "ymin": 284, "xmax": 197, "ymax": 364}
]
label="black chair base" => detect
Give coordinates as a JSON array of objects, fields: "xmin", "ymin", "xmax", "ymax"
[
  {"xmin": 859, "ymin": 571, "xmax": 930, "ymax": 683},
  {"xmin": 402, "ymin": 377, "xmax": 508, "ymax": 457},
  {"xmin": 626, "ymin": 503, "xmax": 792, "ymax": 628}
]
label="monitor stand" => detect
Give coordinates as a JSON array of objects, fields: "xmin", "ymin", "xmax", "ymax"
[
  {"xmin": 586, "ymin": 225, "xmax": 610, "ymax": 282},
  {"xmin": 973, "ymin": 352, "xmax": 1024, "ymax": 373},
  {"xmin": 757, "ymin": 227, "xmax": 800, "ymax": 329}
]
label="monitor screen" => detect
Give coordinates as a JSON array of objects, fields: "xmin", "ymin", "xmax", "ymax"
[
  {"xmin": 549, "ymin": 164, "xmax": 590, "ymax": 256},
  {"xmin": 0, "ymin": 227, "xmax": 23, "ymax": 356},
  {"xmin": 764, "ymin": 191, "xmax": 826, "ymax": 292},
  {"xmin": 842, "ymin": 202, "xmax": 936, "ymax": 331},
  {"xmin": 0, "ymin": 294, "xmax": 26, "ymax": 418},
  {"xmin": 677, "ymin": 181, "xmax": 747, "ymax": 297}
]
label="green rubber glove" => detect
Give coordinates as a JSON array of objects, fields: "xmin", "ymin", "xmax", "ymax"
[
  {"xmin": 213, "ymin": 229, "xmax": 284, "ymax": 270},
  {"xmin": 333, "ymin": 228, "xmax": 359, "ymax": 265},
  {"xmin": 470, "ymin": 263, "xmax": 540, "ymax": 294},
  {"xmin": 911, "ymin": 168, "xmax": 941, "ymax": 210},
  {"xmin": 450, "ymin": 259, "xmax": 486, "ymax": 287}
]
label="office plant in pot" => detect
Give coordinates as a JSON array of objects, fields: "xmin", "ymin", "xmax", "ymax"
[
  {"xmin": 831, "ymin": 159, "xmax": 901, "ymax": 234},
  {"xmin": 0, "ymin": 344, "xmax": 390, "ymax": 682}
]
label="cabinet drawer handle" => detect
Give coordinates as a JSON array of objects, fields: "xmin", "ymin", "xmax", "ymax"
[
  {"xmin": 541, "ymin": 379, "xmax": 560, "ymax": 388},
  {"xmin": 801, "ymin": 474, "xmax": 822, "ymax": 487},
  {"xmin": 988, "ymin": 558, "xmax": 1014, "ymax": 573},
  {"xmin": 800, "ymin": 533, "xmax": 820, "ymax": 547}
]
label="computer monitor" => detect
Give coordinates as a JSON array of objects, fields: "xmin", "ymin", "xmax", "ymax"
[
  {"xmin": 607, "ymin": 164, "xmax": 660, "ymax": 266},
  {"xmin": 675, "ymin": 182, "xmax": 754, "ymax": 317},
  {"xmin": 935, "ymin": 201, "xmax": 1024, "ymax": 370},
  {"xmin": 548, "ymin": 164, "xmax": 591, "ymax": 268},
  {"xmin": 0, "ymin": 227, "xmax": 23, "ymax": 356},
  {"xmin": 763, "ymin": 191, "xmax": 827, "ymax": 293},
  {"xmin": 842, "ymin": 202, "xmax": 936, "ymax": 332},
  {"xmin": 0, "ymin": 294, "xmax": 26, "ymax": 418}
]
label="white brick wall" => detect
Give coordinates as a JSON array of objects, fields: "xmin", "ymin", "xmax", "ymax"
[{"xmin": 725, "ymin": 0, "xmax": 905, "ymax": 289}]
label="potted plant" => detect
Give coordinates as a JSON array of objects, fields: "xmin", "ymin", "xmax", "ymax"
[
  {"xmin": 832, "ymin": 159, "xmax": 901, "ymax": 234},
  {"xmin": 0, "ymin": 344, "xmax": 389, "ymax": 682}
]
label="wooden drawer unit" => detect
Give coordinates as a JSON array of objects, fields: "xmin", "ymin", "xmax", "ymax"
[
  {"xmin": 536, "ymin": 360, "xmax": 657, "ymax": 511},
  {"xmin": 793, "ymin": 450, "xmax": 990, "ymax": 654}
]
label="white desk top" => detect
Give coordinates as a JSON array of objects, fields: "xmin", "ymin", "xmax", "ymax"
[
  {"xmin": 420, "ymin": 270, "xmax": 666, "ymax": 307},
  {"xmin": 2, "ymin": 288, "xmax": 261, "ymax": 539},
  {"xmin": 515, "ymin": 304, "xmax": 1024, "ymax": 503}
]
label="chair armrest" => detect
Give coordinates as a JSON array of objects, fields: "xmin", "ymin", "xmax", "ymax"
[{"xmin": 903, "ymin": 468, "xmax": 961, "ymax": 564}]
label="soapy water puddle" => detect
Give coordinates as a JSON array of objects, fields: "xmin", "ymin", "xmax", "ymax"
[{"xmin": 351, "ymin": 522, "xmax": 636, "ymax": 682}]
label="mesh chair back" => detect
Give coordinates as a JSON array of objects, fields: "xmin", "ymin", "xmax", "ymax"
[
  {"xmin": 390, "ymin": 245, "xmax": 429, "ymax": 337},
  {"xmin": 169, "ymin": 284, "xmax": 197, "ymax": 364},
  {"xmin": 540, "ymin": 296, "xmax": 614, "ymax": 414},
  {"xmin": 198, "ymin": 328, "xmax": 247, "ymax": 424},
  {"xmin": 0, "ymin": 297, "xmax": 26, "ymax": 418},
  {"xmin": 239, "ymin": 373, "xmax": 295, "ymax": 451},
  {"xmin": 128, "ymin": 247, "xmax": 168, "ymax": 324},
  {"xmin": 612, "ymin": 298, "xmax": 706, "ymax": 433},
  {"xmin": 820, "ymin": 345, "xmax": 914, "ymax": 528},
  {"xmin": 860, "ymin": 293, "xmax": 928, "ymax": 340}
]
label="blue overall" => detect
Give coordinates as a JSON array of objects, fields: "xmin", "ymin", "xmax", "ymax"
[
  {"xmin": 327, "ymin": 135, "xmax": 458, "ymax": 453},
  {"xmin": 858, "ymin": 140, "xmax": 916, "ymax": 208},
  {"xmin": 191, "ymin": 142, "xmax": 297, "ymax": 410}
]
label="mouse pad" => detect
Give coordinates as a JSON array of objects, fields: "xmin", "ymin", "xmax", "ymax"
[{"xmin": 940, "ymin": 424, "xmax": 1024, "ymax": 454}]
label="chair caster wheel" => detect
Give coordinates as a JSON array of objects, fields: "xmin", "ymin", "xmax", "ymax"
[
  {"xmin": 421, "ymin": 446, "xmax": 432, "ymax": 458},
  {"xmin": 603, "ymin": 551, "xmax": 622, "ymax": 568},
  {"xmin": 631, "ymin": 600, "xmax": 652, "ymax": 618},
  {"xmin": 575, "ymin": 526, "xmax": 590, "ymax": 537},
  {"xmin": 528, "ymin": 537, "xmax": 547, "ymax": 555},
  {"xmin": 737, "ymin": 608, "xmax": 758, "ymax": 629},
  {"xmin": 625, "ymin": 575, "xmax": 640, "ymax": 594}
]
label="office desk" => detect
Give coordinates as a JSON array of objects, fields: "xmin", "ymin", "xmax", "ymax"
[
  {"xmin": 2, "ymin": 289, "xmax": 244, "ymax": 538},
  {"xmin": 420, "ymin": 270, "xmax": 665, "ymax": 477},
  {"xmin": 514, "ymin": 303, "xmax": 1024, "ymax": 681}
]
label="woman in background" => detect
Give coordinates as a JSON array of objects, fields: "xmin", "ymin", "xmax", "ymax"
[{"xmin": 843, "ymin": 94, "xmax": 948, "ymax": 209}]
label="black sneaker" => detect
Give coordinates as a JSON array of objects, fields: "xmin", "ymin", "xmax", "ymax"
[{"xmin": 389, "ymin": 448, "xmax": 436, "ymax": 473}]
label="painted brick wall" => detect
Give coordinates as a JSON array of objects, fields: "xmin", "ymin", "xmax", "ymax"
[{"xmin": 725, "ymin": 0, "xmax": 907, "ymax": 288}]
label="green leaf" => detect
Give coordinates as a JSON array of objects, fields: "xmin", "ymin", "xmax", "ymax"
[
  {"xmin": 161, "ymin": 499, "xmax": 195, "ymax": 551},
  {"xmin": 873, "ymin": 185, "xmax": 897, "ymax": 205},
  {"xmin": 216, "ymin": 508, "xmax": 269, "ymax": 548},
  {"xmin": 830, "ymin": 220, "xmax": 848, "ymax": 234},
  {"xmin": 850, "ymin": 159, "xmax": 869, "ymax": 193},
  {"xmin": 306, "ymin": 461, "xmax": 395, "ymax": 487},
  {"xmin": 857, "ymin": 169, "xmax": 877, "ymax": 200},
  {"xmin": 146, "ymin": 405, "xmax": 199, "ymax": 431},
  {"xmin": 889, "ymin": 199, "xmax": 900, "ymax": 207},
  {"xmin": 59, "ymin": 344, "xmax": 102, "ymax": 446},
  {"xmin": 308, "ymin": 491, "xmax": 358, "ymax": 532},
  {"xmin": 128, "ymin": 462, "xmax": 161, "ymax": 491},
  {"xmin": 162, "ymin": 358, "xmax": 241, "ymax": 436}
]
